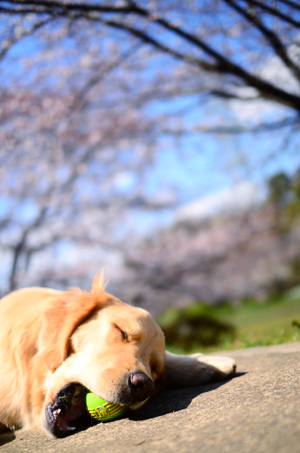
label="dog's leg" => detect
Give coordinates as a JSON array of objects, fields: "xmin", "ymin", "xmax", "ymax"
[{"xmin": 165, "ymin": 351, "xmax": 236, "ymax": 388}]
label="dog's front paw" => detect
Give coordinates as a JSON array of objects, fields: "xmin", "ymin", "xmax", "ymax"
[
  {"xmin": 191, "ymin": 354, "xmax": 236, "ymax": 377},
  {"xmin": 165, "ymin": 351, "xmax": 236, "ymax": 387}
]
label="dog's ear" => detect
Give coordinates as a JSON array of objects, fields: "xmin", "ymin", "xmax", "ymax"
[{"xmin": 38, "ymin": 274, "xmax": 109, "ymax": 371}]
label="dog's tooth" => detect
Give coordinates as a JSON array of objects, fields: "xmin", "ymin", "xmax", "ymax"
[{"xmin": 57, "ymin": 408, "xmax": 61, "ymax": 415}]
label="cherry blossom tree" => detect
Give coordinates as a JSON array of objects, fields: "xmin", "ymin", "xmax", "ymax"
[{"xmin": 0, "ymin": 0, "xmax": 299, "ymax": 304}]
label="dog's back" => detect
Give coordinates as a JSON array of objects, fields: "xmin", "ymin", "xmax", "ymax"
[{"xmin": 0, "ymin": 288, "xmax": 63, "ymax": 428}]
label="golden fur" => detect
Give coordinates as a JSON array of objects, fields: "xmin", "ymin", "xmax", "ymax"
[{"xmin": 0, "ymin": 274, "xmax": 236, "ymax": 438}]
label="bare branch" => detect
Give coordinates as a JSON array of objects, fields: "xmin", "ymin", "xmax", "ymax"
[
  {"xmin": 162, "ymin": 116, "xmax": 299, "ymax": 136},
  {"xmin": 277, "ymin": 0, "xmax": 300, "ymax": 12},
  {"xmin": 96, "ymin": 16, "xmax": 300, "ymax": 111},
  {"xmin": 0, "ymin": 0, "xmax": 137, "ymax": 15},
  {"xmin": 0, "ymin": 16, "xmax": 54, "ymax": 60},
  {"xmin": 9, "ymin": 207, "xmax": 48, "ymax": 290},
  {"xmin": 242, "ymin": 0, "xmax": 300, "ymax": 27},
  {"xmin": 224, "ymin": 0, "xmax": 300, "ymax": 82}
]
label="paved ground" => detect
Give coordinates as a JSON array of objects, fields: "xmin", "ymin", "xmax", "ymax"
[{"xmin": 1, "ymin": 342, "xmax": 300, "ymax": 453}]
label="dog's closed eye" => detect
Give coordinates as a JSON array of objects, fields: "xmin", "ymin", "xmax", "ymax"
[{"xmin": 113, "ymin": 324, "xmax": 129, "ymax": 342}]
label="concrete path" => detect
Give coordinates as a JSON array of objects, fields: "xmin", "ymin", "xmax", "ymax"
[{"xmin": 1, "ymin": 342, "xmax": 300, "ymax": 452}]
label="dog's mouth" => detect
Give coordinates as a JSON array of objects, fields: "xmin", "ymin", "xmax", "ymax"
[
  {"xmin": 45, "ymin": 383, "xmax": 95, "ymax": 438},
  {"xmin": 45, "ymin": 374, "xmax": 154, "ymax": 437}
]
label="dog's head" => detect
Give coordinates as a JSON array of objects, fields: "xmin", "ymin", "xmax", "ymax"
[{"xmin": 39, "ymin": 275, "xmax": 166, "ymax": 437}]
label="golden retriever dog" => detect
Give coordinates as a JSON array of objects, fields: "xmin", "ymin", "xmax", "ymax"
[{"xmin": 0, "ymin": 274, "xmax": 236, "ymax": 438}]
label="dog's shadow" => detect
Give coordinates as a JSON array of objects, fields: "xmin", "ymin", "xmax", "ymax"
[
  {"xmin": 0, "ymin": 429, "xmax": 16, "ymax": 447},
  {"xmin": 129, "ymin": 373, "xmax": 245, "ymax": 421}
]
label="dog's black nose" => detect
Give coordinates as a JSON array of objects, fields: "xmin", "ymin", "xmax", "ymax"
[{"xmin": 128, "ymin": 372, "xmax": 154, "ymax": 401}]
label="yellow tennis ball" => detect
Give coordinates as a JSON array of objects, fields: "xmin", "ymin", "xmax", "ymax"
[{"xmin": 86, "ymin": 392, "xmax": 127, "ymax": 422}]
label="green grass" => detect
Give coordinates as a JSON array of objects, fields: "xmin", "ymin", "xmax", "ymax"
[{"xmin": 158, "ymin": 286, "xmax": 300, "ymax": 353}]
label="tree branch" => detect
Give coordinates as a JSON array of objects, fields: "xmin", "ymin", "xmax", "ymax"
[
  {"xmin": 224, "ymin": 0, "xmax": 300, "ymax": 82},
  {"xmin": 0, "ymin": 0, "xmax": 137, "ymax": 15},
  {"xmin": 277, "ymin": 0, "xmax": 300, "ymax": 11},
  {"xmin": 242, "ymin": 0, "xmax": 300, "ymax": 27},
  {"xmin": 162, "ymin": 116, "xmax": 299, "ymax": 136},
  {"xmin": 94, "ymin": 16, "xmax": 217, "ymax": 70},
  {"xmin": 9, "ymin": 207, "xmax": 48, "ymax": 290},
  {"xmin": 100, "ymin": 18, "xmax": 300, "ymax": 111},
  {"xmin": 0, "ymin": 16, "xmax": 54, "ymax": 60}
]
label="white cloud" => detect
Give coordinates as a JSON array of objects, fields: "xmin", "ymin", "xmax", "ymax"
[
  {"xmin": 228, "ymin": 43, "xmax": 300, "ymax": 123},
  {"xmin": 175, "ymin": 181, "xmax": 263, "ymax": 223}
]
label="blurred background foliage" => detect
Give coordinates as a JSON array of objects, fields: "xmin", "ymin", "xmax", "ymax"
[
  {"xmin": 157, "ymin": 288, "xmax": 300, "ymax": 353},
  {"xmin": 157, "ymin": 170, "xmax": 300, "ymax": 352},
  {"xmin": 1, "ymin": 1, "xmax": 300, "ymax": 351}
]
